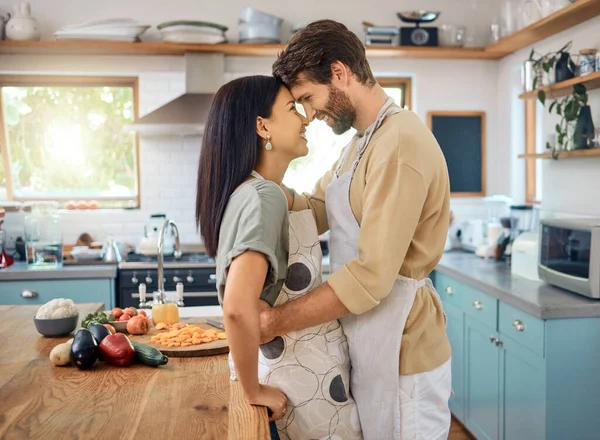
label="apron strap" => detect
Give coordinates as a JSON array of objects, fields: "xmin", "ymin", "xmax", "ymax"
[{"xmin": 335, "ymin": 96, "xmax": 403, "ymax": 178}]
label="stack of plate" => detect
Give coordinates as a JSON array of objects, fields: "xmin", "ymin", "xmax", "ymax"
[
  {"xmin": 54, "ymin": 18, "xmax": 150, "ymax": 42},
  {"xmin": 239, "ymin": 7, "xmax": 282, "ymax": 44},
  {"xmin": 157, "ymin": 21, "xmax": 228, "ymax": 44}
]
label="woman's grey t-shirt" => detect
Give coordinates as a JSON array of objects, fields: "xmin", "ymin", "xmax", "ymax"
[{"xmin": 216, "ymin": 178, "xmax": 289, "ymax": 307}]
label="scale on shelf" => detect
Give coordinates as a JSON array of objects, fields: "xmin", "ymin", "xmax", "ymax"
[{"xmin": 397, "ymin": 11, "xmax": 440, "ymax": 47}]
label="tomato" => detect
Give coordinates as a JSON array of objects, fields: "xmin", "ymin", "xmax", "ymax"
[
  {"xmin": 111, "ymin": 308, "xmax": 123, "ymax": 319},
  {"xmin": 118, "ymin": 314, "xmax": 130, "ymax": 322},
  {"xmin": 103, "ymin": 324, "xmax": 116, "ymax": 335},
  {"xmin": 138, "ymin": 310, "xmax": 147, "ymax": 317},
  {"xmin": 127, "ymin": 316, "xmax": 150, "ymax": 335}
]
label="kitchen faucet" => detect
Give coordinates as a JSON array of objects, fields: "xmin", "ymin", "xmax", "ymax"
[{"xmin": 155, "ymin": 219, "xmax": 183, "ymax": 305}]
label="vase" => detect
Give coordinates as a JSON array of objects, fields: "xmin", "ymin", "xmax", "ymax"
[
  {"xmin": 5, "ymin": 2, "xmax": 40, "ymax": 41},
  {"xmin": 573, "ymin": 105, "xmax": 595, "ymax": 149},
  {"xmin": 555, "ymin": 52, "xmax": 575, "ymax": 83}
]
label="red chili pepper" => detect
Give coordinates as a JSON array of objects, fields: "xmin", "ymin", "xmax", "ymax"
[{"xmin": 99, "ymin": 333, "xmax": 135, "ymax": 367}]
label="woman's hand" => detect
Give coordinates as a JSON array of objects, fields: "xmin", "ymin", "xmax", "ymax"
[{"xmin": 246, "ymin": 384, "xmax": 289, "ymax": 421}]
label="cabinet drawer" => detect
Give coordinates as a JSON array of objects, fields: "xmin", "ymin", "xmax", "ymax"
[
  {"xmin": 434, "ymin": 272, "xmax": 463, "ymax": 309},
  {"xmin": 461, "ymin": 284, "xmax": 498, "ymax": 329},
  {"xmin": 499, "ymin": 302, "xmax": 545, "ymax": 357},
  {"xmin": 0, "ymin": 280, "xmax": 114, "ymax": 309}
]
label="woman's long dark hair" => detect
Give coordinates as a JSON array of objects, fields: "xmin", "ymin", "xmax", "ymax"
[{"xmin": 196, "ymin": 75, "xmax": 282, "ymax": 257}]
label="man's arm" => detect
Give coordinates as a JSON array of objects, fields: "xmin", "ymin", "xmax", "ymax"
[
  {"xmin": 260, "ymin": 281, "xmax": 348, "ymax": 343},
  {"xmin": 262, "ymin": 156, "xmax": 428, "ymax": 340},
  {"xmin": 280, "ymin": 152, "xmax": 343, "ymax": 235}
]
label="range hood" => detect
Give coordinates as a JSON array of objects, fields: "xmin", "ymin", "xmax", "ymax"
[{"xmin": 126, "ymin": 53, "xmax": 225, "ymax": 136}]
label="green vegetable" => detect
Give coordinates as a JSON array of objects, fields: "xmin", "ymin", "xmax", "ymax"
[
  {"xmin": 70, "ymin": 329, "xmax": 99, "ymax": 370},
  {"xmin": 130, "ymin": 340, "xmax": 168, "ymax": 367},
  {"xmin": 81, "ymin": 312, "xmax": 114, "ymax": 328}
]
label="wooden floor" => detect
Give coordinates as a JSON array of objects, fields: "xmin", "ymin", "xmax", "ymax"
[{"xmin": 449, "ymin": 417, "xmax": 475, "ymax": 440}]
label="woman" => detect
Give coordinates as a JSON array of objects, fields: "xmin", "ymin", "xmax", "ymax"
[{"xmin": 196, "ymin": 76, "xmax": 362, "ymax": 440}]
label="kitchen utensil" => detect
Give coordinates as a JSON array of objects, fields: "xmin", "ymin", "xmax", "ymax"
[
  {"xmin": 71, "ymin": 246, "xmax": 103, "ymax": 261},
  {"xmin": 439, "ymin": 24, "xmax": 465, "ymax": 47},
  {"xmin": 204, "ymin": 318, "xmax": 225, "ymax": 330},
  {"xmin": 0, "ymin": 9, "xmax": 10, "ymax": 40},
  {"xmin": 103, "ymin": 238, "xmax": 122, "ymax": 263},
  {"xmin": 239, "ymin": 7, "xmax": 283, "ymax": 27},
  {"xmin": 5, "ymin": 2, "xmax": 39, "ymax": 41},
  {"xmin": 239, "ymin": 21, "xmax": 280, "ymax": 43},
  {"xmin": 363, "ymin": 22, "xmax": 400, "ymax": 46},
  {"xmin": 396, "ymin": 11, "xmax": 440, "ymax": 22},
  {"xmin": 397, "ymin": 10, "xmax": 440, "ymax": 46},
  {"xmin": 129, "ymin": 317, "xmax": 228, "ymax": 357},
  {"xmin": 33, "ymin": 314, "xmax": 79, "ymax": 338},
  {"xmin": 24, "ymin": 201, "xmax": 63, "ymax": 268},
  {"xmin": 511, "ymin": 232, "xmax": 541, "ymax": 280}
]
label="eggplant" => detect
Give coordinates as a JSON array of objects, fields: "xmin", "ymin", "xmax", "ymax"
[
  {"xmin": 88, "ymin": 323, "xmax": 110, "ymax": 345},
  {"xmin": 70, "ymin": 328, "xmax": 99, "ymax": 370}
]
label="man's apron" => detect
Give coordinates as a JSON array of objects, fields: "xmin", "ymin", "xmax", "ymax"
[{"xmin": 326, "ymin": 97, "xmax": 451, "ymax": 440}]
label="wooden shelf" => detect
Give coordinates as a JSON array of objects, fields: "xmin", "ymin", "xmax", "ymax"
[
  {"xmin": 485, "ymin": 0, "xmax": 600, "ymax": 57},
  {"xmin": 519, "ymin": 148, "xmax": 600, "ymax": 159},
  {"xmin": 1, "ymin": 2, "xmax": 598, "ymax": 60},
  {"xmin": 519, "ymin": 71, "xmax": 600, "ymax": 99},
  {"xmin": 0, "ymin": 40, "xmax": 499, "ymax": 59}
]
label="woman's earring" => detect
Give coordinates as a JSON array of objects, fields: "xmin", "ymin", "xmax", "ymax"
[{"xmin": 265, "ymin": 135, "xmax": 273, "ymax": 151}]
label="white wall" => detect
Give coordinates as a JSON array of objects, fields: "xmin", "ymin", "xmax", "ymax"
[
  {"xmin": 0, "ymin": 0, "xmax": 502, "ymax": 247},
  {"xmin": 496, "ymin": 17, "xmax": 600, "ymax": 218}
]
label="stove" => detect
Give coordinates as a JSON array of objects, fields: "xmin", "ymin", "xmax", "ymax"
[{"xmin": 117, "ymin": 252, "xmax": 219, "ymax": 309}]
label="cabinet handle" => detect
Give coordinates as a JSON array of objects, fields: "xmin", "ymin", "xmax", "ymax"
[
  {"xmin": 473, "ymin": 300, "xmax": 483, "ymax": 310},
  {"xmin": 512, "ymin": 320, "xmax": 525, "ymax": 332},
  {"xmin": 495, "ymin": 339, "xmax": 503, "ymax": 347},
  {"xmin": 21, "ymin": 289, "xmax": 39, "ymax": 299},
  {"xmin": 490, "ymin": 335, "xmax": 497, "ymax": 344},
  {"xmin": 445, "ymin": 286, "xmax": 454, "ymax": 295}
]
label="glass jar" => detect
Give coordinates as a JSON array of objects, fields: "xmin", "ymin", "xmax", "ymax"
[{"xmin": 24, "ymin": 201, "xmax": 63, "ymax": 268}]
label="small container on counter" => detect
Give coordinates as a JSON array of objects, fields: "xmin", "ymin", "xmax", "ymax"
[{"xmin": 579, "ymin": 48, "xmax": 598, "ymax": 76}]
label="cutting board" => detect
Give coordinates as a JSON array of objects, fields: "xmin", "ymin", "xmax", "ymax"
[{"xmin": 129, "ymin": 317, "xmax": 228, "ymax": 357}]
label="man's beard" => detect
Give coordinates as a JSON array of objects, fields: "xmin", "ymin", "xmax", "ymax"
[{"xmin": 324, "ymin": 85, "xmax": 356, "ymax": 135}]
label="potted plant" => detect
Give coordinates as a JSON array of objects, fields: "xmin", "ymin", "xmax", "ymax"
[
  {"xmin": 528, "ymin": 41, "xmax": 594, "ymax": 159},
  {"xmin": 528, "ymin": 41, "xmax": 575, "ymax": 90},
  {"xmin": 538, "ymin": 83, "xmax": 591, "ymax": 158}
]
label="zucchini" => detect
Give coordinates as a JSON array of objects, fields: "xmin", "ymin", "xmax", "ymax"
[{"xmin": 130, "ymin": 340, "xmax": 168, "ymax": 367}]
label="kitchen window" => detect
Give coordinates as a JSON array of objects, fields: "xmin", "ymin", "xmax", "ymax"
[
  {"xmin": 283, "ymin": 77, "xmax": 412, "ymax": 194},
  {"xmin": 525, "ymin": 99, "xmax": 542, "ymax": 204},
  {"xmin": 0, "ymin": 75, "xmax": 140, "ymax": 209}
]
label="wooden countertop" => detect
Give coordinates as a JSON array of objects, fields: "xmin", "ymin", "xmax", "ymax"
[{"xmin": 0, "ymin": 303, "xmax": 269, "ymax": 439}]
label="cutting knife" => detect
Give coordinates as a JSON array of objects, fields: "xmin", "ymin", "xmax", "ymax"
[{"xmin": 204, "ymin": 318, "xmax": 225, "ymax": 330}]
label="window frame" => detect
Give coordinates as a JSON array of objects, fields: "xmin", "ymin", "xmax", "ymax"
[
  {"xmin": 0, "ymin": 75, "xmax": 141, "ymax": 208},
  {"xmin": 524, "ymin": 99, "xmax": 541, "ymax": 204},
  {"xmin": 377, "ymin": 77, "xmax": 412, "ymax": 109}
]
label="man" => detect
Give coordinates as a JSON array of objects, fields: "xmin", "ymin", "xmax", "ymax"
[{"xmin": 262, "ymin": 20, "xmax": 452, "ymax": 440}]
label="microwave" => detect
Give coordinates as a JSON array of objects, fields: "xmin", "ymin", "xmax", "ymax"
[{"xmin": 538, "ymin": 218, "xmax": 600, "ymax": 299}]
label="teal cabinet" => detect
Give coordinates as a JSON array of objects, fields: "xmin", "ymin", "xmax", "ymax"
[
  {"xmin": 443, "ymin": 300, "xmax": 466, "ymax": 422},
  {"xmin": 499, "ymin": 336, "xmax": 546, "ymax": 440},
  {"xmin": 465, "ymin": 315, "xmax": 500, "ymax": 440},
  {"xmin": 0, "ymin": 279, "xmax": 114, "ymax": 309},
  {"xmin": 433, "ymin": 269, "xmax": 600, "ymax": 440}
]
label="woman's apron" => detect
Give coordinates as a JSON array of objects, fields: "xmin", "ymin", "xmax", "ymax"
[
  {"xmin": 229, "ymin": 173, "xmax": 363, "ymax": 440},
  {"xmin": 326, "ymin": 97, "xmax": 451, "ymax": 439}
]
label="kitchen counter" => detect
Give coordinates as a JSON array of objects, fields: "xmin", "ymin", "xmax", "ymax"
[
  {"xmin": 0, "ymin": 303, "xmax": 269, "ymax": 439},
  {"xmin": 436, "ymin": 251, "xmax": 600, "ymax": 319},
  {"xmin": 0, "ymin": 262, "xmax": 117, "ymax": 281}
]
